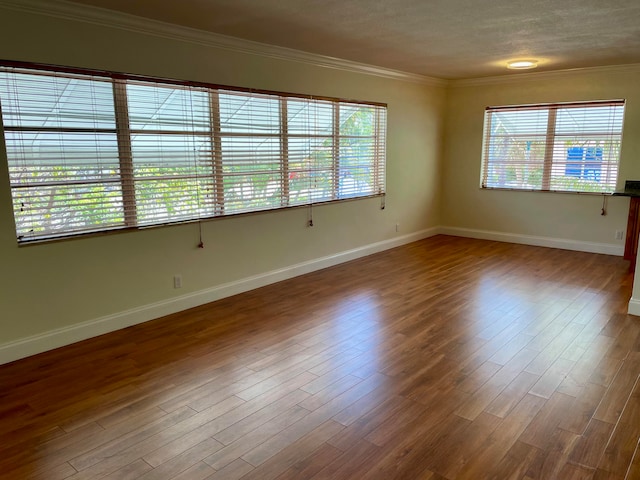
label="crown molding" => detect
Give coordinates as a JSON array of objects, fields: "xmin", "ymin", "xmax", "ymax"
[
  {"xmin": 0, "ymin": 0, "xmax": 446, "ymax": 87},
  {"xmin": 6, "ymin": 0, "xmax": 635, "ymax": 88},
  {"xmin": 451, "ymin": 63, "xmax": 640, "ymax": 87}
]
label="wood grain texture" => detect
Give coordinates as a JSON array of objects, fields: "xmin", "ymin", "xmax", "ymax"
[{"xmin": 0, "ymin": 235, "xmax": 638, "ymax": 479}]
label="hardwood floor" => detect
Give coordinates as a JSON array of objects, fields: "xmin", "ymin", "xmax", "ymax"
[{"xmin": 1, "ymin": 235, "xmax": 639, "ymax": 479}]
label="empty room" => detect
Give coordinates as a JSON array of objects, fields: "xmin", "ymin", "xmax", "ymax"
[{"xmin": 1, "ymin": 0, "xmax": 640, "ymax": 479}]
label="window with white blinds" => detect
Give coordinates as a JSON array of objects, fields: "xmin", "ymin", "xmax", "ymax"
[
  {"xmin": 481, "ymin": 100, "xmax": 625, "ymax": 194},
  {"xmin": 0, "ymin": 62, "xmax": 386, "ymax": 243}
]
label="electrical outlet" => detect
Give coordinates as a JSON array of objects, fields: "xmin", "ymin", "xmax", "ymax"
[
  {"xmin": 174, "ymin": 274, "xmax": 182, "ymax": 289},
  {"xmin": 395, "ymin": 223, "xmax": 400, "ymax": 232},
  {"xmin": 615, "ymin": 230, "xmax": 624, "ymax": 240}
]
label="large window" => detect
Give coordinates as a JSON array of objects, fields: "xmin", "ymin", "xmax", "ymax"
[
  {"xmin": 481, "ymin": 100, "xmax": 625, "ymax": 194},
  {"xmin": 0, "ymin": 63, "xmax": 386, "ymax": 243}
]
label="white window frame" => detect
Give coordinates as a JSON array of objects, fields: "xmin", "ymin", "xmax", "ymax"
[
  {"xmin": 0, "ymin": 61, "xmax": 387, "ymax": 243},
  {"xmin": 481, "ymin": 100, "xmax": 625, "ymax": 194}
]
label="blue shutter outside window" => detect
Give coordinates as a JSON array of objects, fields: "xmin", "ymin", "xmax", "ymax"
[{"xmin": 565, "ymin": 147, "xmax": 602, "ymax": 181}]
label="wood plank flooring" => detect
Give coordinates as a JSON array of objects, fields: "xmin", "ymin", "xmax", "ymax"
[{"xmin": 1, "ymin": 235, "xmax": 639, "ymax": 479}]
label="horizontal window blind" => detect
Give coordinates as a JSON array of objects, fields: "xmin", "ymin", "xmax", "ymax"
[
  {"xmin": 481, "ymin": 100, "xmax": 625, "ymax": 194},
  {"xmin": 0, "ymin": 62, "xmax": 387, "ymax": 243}
]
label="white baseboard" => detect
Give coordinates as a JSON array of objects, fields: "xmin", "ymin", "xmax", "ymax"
[
  {"xmin": 2, "ymin": 225, "xmax": 630, "ymax": 365},
  {"xmin": 628, "ymin": 297, "xmax": 640, "ymax": 316},
  {"xmin": 0, "ymin": 227, "xmax": 440, "ymax": 365},
  {"xmin": 440, "ymin": 226, "xmax": 624, "ymax": 257}
]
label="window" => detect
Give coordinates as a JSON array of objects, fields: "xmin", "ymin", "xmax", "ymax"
[
  {"xmin": 0, "ymin": 62, "xmax": 386, "ymax": 243},
  {"xmin": 481, "ymin": 100, "xmax": 625, "ymax": 194}
]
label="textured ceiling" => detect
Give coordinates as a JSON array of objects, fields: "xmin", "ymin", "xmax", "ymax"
[{"xmin": 66, "ymin": 0, "xmax": 640, "ymax": 79}]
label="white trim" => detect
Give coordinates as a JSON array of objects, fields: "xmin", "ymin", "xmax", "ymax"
[
  {"xmin": 440, "ymin": 226, "xmax": 624, "ymax": 256},
  {"xmin": 628, "ymin": 297, "xmax": 640, "ymax": 316},
  {"xmin": 0, "ymin": 227, "xmax": 440, "ymax": 365},
  {"xmin": 0, "ymin": 0, "xmax": 444, "ymax": 86},
  {"xmin": 451, "ymin": 63, "xmax": 640, "ymax": 87}
]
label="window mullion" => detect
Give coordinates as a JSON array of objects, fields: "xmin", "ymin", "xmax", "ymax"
[
  {"xmin": 332, "ymin": 102, "xmax": 340, "ymax": 199},
  {"xmin": 541, "ymin": 108, "xmax": 557, "ymax": 191},
  {"xmin": 209, "ymin": 89, "xmax": 224, "ymax": 215},
  {"xmin": 113, "ymin": 80, "xmax": 137, "ymax": 227},
  {"xmin": 374, "ymin": 109, "xmax": 381, "ymax": 193},
  {"xmin": 481, "ymin": 111, "xmax": 493, "ymax": 188},
  {"xmin": 280, "ymin": 98, "xmax": 289, "ymax": 207}
]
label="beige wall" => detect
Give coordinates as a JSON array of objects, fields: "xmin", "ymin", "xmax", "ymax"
[
  {"xmin": 442, "ymin": 68, "xmax": 640, "ymax": 245},
  {"xmin": 3, "ymin": 6, "xmax": 640, "ymax": 354},
  {"xmin": 0, "ymin": 9, "xmax": 445, "ymax": 346}
]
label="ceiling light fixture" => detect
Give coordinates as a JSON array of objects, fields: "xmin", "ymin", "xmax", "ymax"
[{"xmin": 507, "ymin": 60, "xmax": 538, "ymax": 70}]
